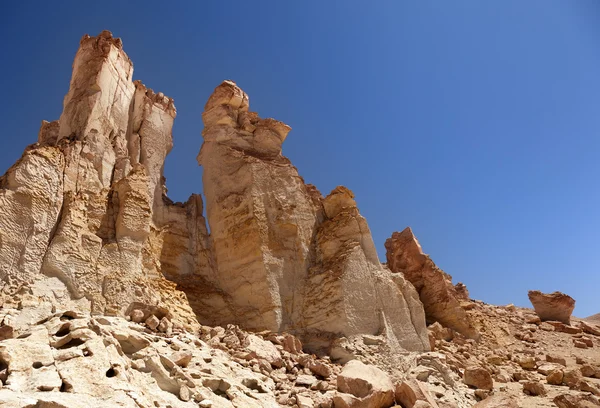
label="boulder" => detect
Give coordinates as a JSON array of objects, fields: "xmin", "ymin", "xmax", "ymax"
[
  {"xmin": 395, "ymin": 380, "xmax": 439, "ymax": 407},
  {"xmin": 553, "ymin": 393, "xmax": 600, "ymax": 408},
  {"xmin": 528, "ymin": 290, "xmax": 575, "ymax": 324},
  {"xmin": 463, "ymin": 366, "xmax": 493, "ymax": 391},
  {"xmin": 523, "ymin": 381, "xmax": 546, "ymax": 396},
  {"xmin": 336, "ymin": 360, "xmax": 395, "ymax": 408},
  {"xmin": 546, "ymin": 369, "xmax": 564, "ymax": 385}
]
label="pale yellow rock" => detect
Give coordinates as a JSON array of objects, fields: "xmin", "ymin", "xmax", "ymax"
[
  {"xmin": 0, "ymin": 31, "xmax": 204, "ymax": 330},
  {"xmin": 336, "ymin": 360, "xmax": 395, "ymax": 408}
]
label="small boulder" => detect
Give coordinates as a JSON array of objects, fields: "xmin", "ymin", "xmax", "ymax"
[
  {"xmin": 130, "ymin": 309, "xmax": 144, "ymax": 323},
  {"xmin": 553, "ymin": 393, "xmax": 600, "ymax": 408},
  {"xmin": 395, "ymin": 380, "xmax": 439, "ymax": 407},
  {"xmin": 145, "ymin": 315, "xmax": 160, "ymax": 330},
  {"xmin": 579, "ymin": 321, "xmax": 600, "ymax": 336},
  {"xmin": 563, "ymin": 368, "xmax": 582, "ymax": 387},
  {"xmin": 523, "ymin": 381, "xmax": 546, "ymax": 396},
  {"xmin": 546, "ymin": 369, "xmax": 564, "ymax": 385},
  {"xmin": 546, "ymin": 354, "xmax": 567, "ymax": 366},
  {"xmin": 169, "ymin": 351, "xmax": 193, "ymax": 368},
  {"xmin": 337, "ymin": 360, "xmax": 395, "ymax": 408},
  {"xmin": 517, "ymin": 356, "xmax": 537, "ymax": 370},
  {"xmin": 463, "ymin": 366, "xmax": 493, "ymax": 391}
]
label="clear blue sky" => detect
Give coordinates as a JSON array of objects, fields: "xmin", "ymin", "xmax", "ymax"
[{"xmin": 2, "ymin": 1, "xmax": 599, "ymax": 317}]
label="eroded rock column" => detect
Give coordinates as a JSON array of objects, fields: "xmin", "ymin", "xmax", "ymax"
[{"xmin": 198, "ymin": 81, "xmax": 320, "ymax": 331}]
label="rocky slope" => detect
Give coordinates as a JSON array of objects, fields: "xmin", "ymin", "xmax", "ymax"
[
  {"xmin": 0, "ymin": 31, "xmax": 599, "ymax": 408},
  {"xmin": 585, "ymin": 314, "xmax": 600, "ymax": 325}
]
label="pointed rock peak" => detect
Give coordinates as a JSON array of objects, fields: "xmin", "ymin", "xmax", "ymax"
[
  {"xmin": 204, "ymin": 80, "xmax": 249, "ymax": 112},
  {"xmin": 80, "ymin": 30, "xmax": 124, "ymax": 50},
  {"xmin": 323, "ymin": 186, "xmax": 357, "ymax": 218},
  {"xmin": 200, "ymin": 80, "xmax": 291, "ymax": 157},
  {"xmin": 385, "ymin": 227, "xmax": 479, "ymax": 340},
  {"xmin": 385, "ymin": 227, "xmax": 425, "ymax": 261},
  {"xmin": 134, "ymin": 80, "xmax": 177, "ymax": 118}
]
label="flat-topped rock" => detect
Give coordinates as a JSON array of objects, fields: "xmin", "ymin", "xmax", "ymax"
[{"xmin": 528, "ymin": 290, "xmax": 575, "ymax": 324}]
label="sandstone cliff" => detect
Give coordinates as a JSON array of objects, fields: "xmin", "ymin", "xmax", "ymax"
[{"xmin": 0, "ymin": 31, "xmax": 429, "ymax": 354}]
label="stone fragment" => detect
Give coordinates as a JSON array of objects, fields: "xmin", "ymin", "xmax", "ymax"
[
  {"xmin": 157, "ymin": 317, "xmax": 172, "ymax": 333},
  {"xmin": 563, "ymin": 368, "xmax": 583, "ymax": 387},
  {"xmin": 553, "ymin": 393, "xmax": 600, "ymax": 408},
  {"xmin": 244, "ymin": 334, "xmax": 283, "ymax": 368},
  {"xmin": 517, "ymin": 356, "xmax": 537, "ymax": 370},
  {"xmin": 336, "ymin": 360, "xmax": 395, "ymax": 408},
  {"xmin": 546, "ymin": 354, "xmax": 567, "ymax": 366},
  {"xmin": 168, "ymin": 351, "xmax": 192, "ymax": 368},
  {"xmin": 145, "ymin": 315, "xmax": 159, "ymax": 330},
  {"xmin": 523, "ymin": 381, "xmax": 546, "ymax": 396},
  {"xmin": 463, "ymin": 366, "xmax": 493, "ymax": 391},
  {"xmin": 296, "ymin": 394, "xmax": 314, "ymax": 408},
  {"xmin": 395, "ymin": 380, "xmax": 439, "ymax": 408},
  {"xmin": 130, "ymin": 309, "xmax": 144, "ymax": 323},
  {"xmin": 579, "ymin": 321, "xmax": 600, "ymax": 336},
  {"xmin": 546, "ymin": 369, "xmax": 564, "ymax": 385}
]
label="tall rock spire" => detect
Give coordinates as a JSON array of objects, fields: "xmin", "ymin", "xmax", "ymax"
[
  {"xmin": 0, "ymin": 31, "xmax": 204, "ymax": 329},
  {"xmin": 199, "ymin": 81, "xmax": 430, "ymax": 352}
]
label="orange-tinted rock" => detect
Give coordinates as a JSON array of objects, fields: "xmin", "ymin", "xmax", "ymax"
[
  {"xmin": 528, "ymin": 291, "xmax": 575, "ymax": 325},
  {"xmin": 385, "ymin": 227, "xmax": 479, "ymax": 339}
]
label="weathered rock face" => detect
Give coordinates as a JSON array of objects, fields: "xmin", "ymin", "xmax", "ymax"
[
  {"xmin": 302, "ymin": 187, "xmax": 430, "ymax": 352},
  {"xmin": 198, "ymin": 81, "xmax": 318, "ymax": 331},
  {"xmin": 385, "ymin": 227, "xmax": 479, "ymax": 339},
  {"xmin": 528, "ymin": 290, "xmax": 576, "ymax": 325},
  {"xmin": 198, "ymin": 82, "xmax": 430, "ymax": 352},
  {"xmin": 0, "ymin": 31, "xmax": 208, "ymax": 329},
  {"xmin": 0, "ymin": 31, "xmax": 429, "ymax": 355}
]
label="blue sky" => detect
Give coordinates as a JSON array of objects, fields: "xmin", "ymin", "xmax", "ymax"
[{"xmin": 2, "ymin": 1, "xmax": 599, "ymax": 317}]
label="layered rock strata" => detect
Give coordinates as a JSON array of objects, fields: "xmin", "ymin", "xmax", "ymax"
[
  {"xmin": 0, "ymin": 31, "xmax": 430, "ymax": 353},
  {"xmin": 385, "ymin": 227, "xmax": 479, "ymax": 339}
]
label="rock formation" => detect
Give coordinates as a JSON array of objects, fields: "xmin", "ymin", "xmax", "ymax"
[
  {"xmin": 385, "ymin": 227, "xmax": 479, "ymax": 339},
  {"xmin": 2, "ymin": 30, "xmax": 600, "ymax": 408},
  {"xmin": 528, "ymin": 290, "xmax": 576, "ymax": 325},
  {"xmin": 0, "ymin": 31, "xmax": 429, "ymax": 356},
  {"xmin": 0, "ymin": 31, "xmax": 213, "ymax": 332},
  {"xmin": 198, "ymin": 82, "xmax": 429, "ymax": 352}
]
